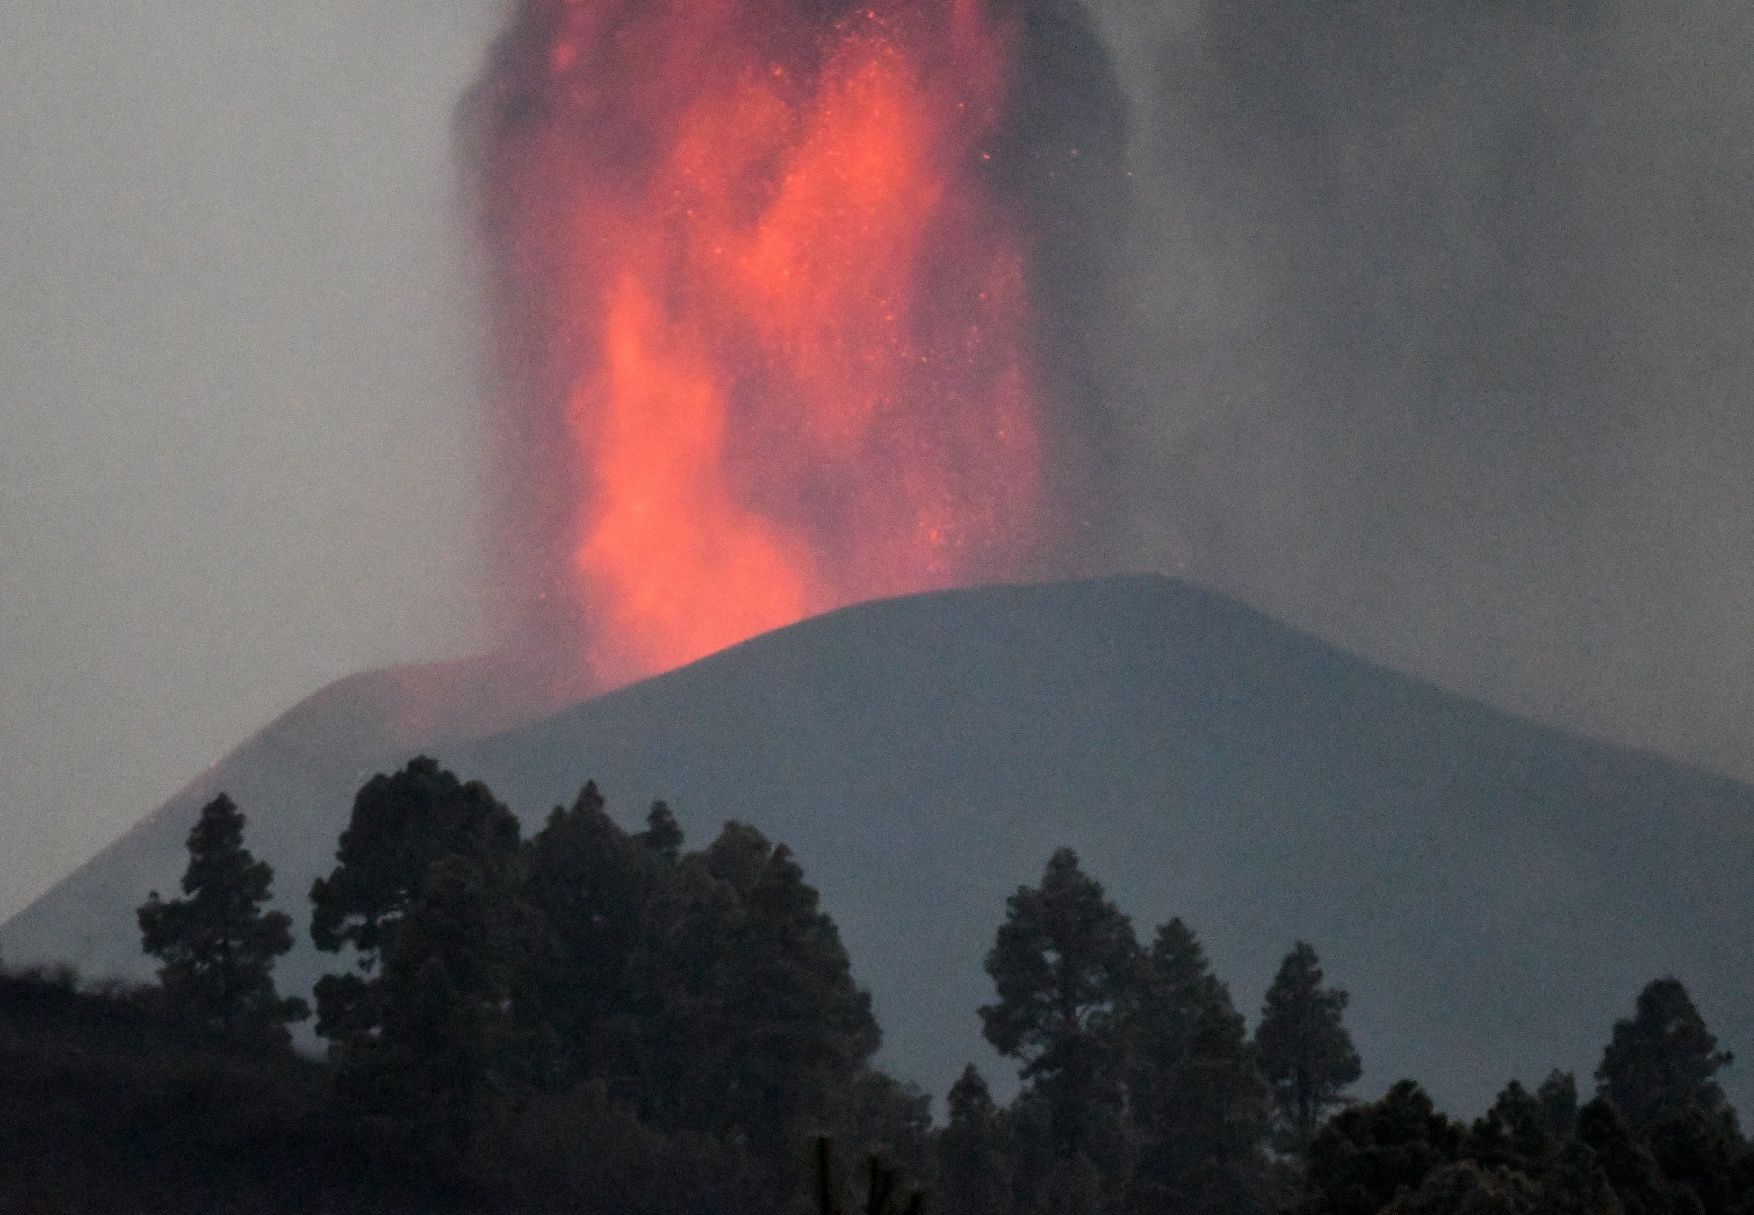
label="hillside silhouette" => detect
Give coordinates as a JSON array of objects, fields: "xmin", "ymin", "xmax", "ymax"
[{"xmin": 6, "ymin": 576, "xmax": 1750, "ymax": 1114}]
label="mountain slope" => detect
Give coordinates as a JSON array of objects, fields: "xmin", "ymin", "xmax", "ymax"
[{"xmin": 5, "ymin": 576, "xmax": 1750, "ymax": 1115}]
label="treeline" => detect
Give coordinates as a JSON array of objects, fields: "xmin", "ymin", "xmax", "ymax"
[
  {"xmin": 938, "ymin": 856, "xmax": 1750, "ymax": 1215},
  {"xmin": 0, "ymin": 756, "xmax": 1748, "ymax": 1215},
  {"xmin": 129, "ymin": 758, "xmax": 911, "ymax": 1213}
]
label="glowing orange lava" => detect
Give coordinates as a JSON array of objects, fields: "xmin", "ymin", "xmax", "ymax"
[{"xmin": 475, "ymin": 0, "xmax": 1046, "ymax": 689}]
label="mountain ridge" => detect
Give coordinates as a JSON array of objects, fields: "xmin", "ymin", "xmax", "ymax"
[{"xmin": 6, "ymin": 575, "xmax": 1749, "ymax": 1117}]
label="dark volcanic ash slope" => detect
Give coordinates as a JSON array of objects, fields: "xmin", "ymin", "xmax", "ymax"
[{"xmin": 5, "ymin": 576, "xmax": 1751, "ymax": 1116}]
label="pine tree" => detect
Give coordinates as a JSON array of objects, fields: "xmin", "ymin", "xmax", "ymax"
[
  {"xmin": 137, "ymin": 794, "xmax": 306, "ymax": 1046},
  {"xmin": 1645, "ymin": 1107, "xmax": 1751, "ymax": 1215},
  {"xmin": 1383, "ymin": 1161, "xmax": 1539, "ymax": 1215},
  {"xmin": 1255, "ymin": 942, "xmax": 1362, "ymax": 1155},
  {"xmin": 621, "ymin": 822, "xmax": 879, "ymax": 1150},
  {"xmin": 1124, "ymin": 918, "xmax": 1270, "ymax": 1215},
  {"xmin": 617, "ymin": 844, "xmax": 744, "ymax": 1130},
  {"xmin": 1576, "ymin": 1098, "xmax": 1678, "ymax": 1215},
  {"xmin": 1535, "ymin": 1141, "xmax": 1625, "ymax": 1215},
  {"xmin": 308, "ymin": 759, "xmax": 527, "ymax": 1154},
  {"xmin": 1301, "ymin": 1081, "xmax": 1463, "ymax": 1215},
  {"xmin": 1535, "ymin": 1071, "xmax": 1581, "ymax": 1140},
  {"xmin": 359, "ymin": 853, "xmax": 529, "ymax": 1156},
  {"xmin": 309, "ymin": 757, "xmax": 523, "ymax": 1046},
  {"xmin": 981, "ymin": 848, "xmax": 1137, "ymax": 1195},
  {"xmin": 638, "ymin": 800, "xmax": 684, "ymax": 860},
  {"xmin": 841, "ymin": 1071, "xmax": 935, "ymax": 1181},
  {"xmin": 702, "ymin": 823, "xmax": 881, "ymax": 1147},
  {"xmin": 1464, "ymin": 1082, "xmax": 1629, "ymax": 1215},
  {"xmin": 1596, "ymin": 978, "xmax": 1733, "ymax": 1134},
  {"xmin": 520, "ymin": 782, "xmax": 654, "ymax": 1087},
  {"xmin": 1468, "ymin": 1082, "xmax": 1558, "ymax": 1178},
  {"xmin": 938, "ymin": 1065, "xmax": 1013, "ymax": 1215}
]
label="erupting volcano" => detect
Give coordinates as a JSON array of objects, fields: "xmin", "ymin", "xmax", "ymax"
[{"xmin": 466, "ymin": 0, "xmax": 1123, "ymax": 695}]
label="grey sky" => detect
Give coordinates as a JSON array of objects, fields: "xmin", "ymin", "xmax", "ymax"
[
  {"xmin": 3, "ymin": 0, "xmax": 1752, "ymax": 924},
  {"xmin": 0, "ymin": 3, "xmax": 499, "ymax": 919}
]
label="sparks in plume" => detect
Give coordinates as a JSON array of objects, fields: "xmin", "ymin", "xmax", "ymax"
[{"xmin": 472, "ymin": 0, "xmax": 1049, "ymax": 691}]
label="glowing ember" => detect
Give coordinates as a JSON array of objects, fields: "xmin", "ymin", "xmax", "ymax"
[{"xmin": 471, "ymin": 0, "xmax": 1048, "ymax": 690}]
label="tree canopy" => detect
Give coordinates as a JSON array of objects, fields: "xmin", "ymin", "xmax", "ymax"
[
  {"xmin": 1256, "ymin": 941, "xmax": 1362, "ymax": 1155},
  {"xmin": 85, "ymin": 767, "xmax": 1754, "ymax": 1214},
  {"xmin": 1597, "ymin": 977, "xmax": 1734, "ymax": 1134},
  {"xmin": 1124, "ymin": 918, "xmax": 1269, "ymax": 1215},
  {"xmin": 137, "ymin": 793, "xmax": 306, "ymax": 1046},
  {"xmin": 981, "ymin": 847, "xmax": 1138, "ymax": 1166}
]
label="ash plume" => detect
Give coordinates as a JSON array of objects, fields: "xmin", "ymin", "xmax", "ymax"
[
  {"xmin": 457, "ymin": 0, "xmax": 1129, "ymax": 698},
  {"xmin": 450, "ymin": 0, "xmax": 1754, "ymax": 774},
  {"xmin": 1093, "ymin": 0, "xmax": 1754, "ymax": 776}
]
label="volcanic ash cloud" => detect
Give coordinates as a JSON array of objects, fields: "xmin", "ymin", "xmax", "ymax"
[{"xmin": 460, "ymin": 0, "xmax": 1128, "ymax": 699}]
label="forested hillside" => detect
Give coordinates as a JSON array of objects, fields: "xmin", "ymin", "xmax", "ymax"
[
  {"xmin": 7, "ymin": 578, "xmax": 1752, "ymax": 1116},
  {"xmin": 2, "ymin": 760, "xmax": 1747, "ymax": 1214}
]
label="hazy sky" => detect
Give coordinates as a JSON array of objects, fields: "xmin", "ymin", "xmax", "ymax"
[
  {"xmin": 0, "ymin": 3, "xmax": 501, "ymax": 919},
  {"xmin": 3, "ymin": 0, "xmax": 1753, "ymax": 923},
  {"xmin": 1094, "ymin": 0, "xmax": 1754, "ymax": 787}
]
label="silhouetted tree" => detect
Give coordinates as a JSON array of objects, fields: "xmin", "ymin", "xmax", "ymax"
[
  {"xmin": 1536, "ymin": 1071, "xmax": 1581, "ymax": 1141},
  {"xmin": 350, "ymin": 852, "xmax": 530, "ymax": 1156},
  {"xmin": 308, "ymin": 759, "xmax": 527, "ymax": 1155},
  {"xmin": 1383, "ymin": 1160, "xmax": 1539, "ymax": 1215},
  {"xmin": 1469, "ymin": 1082, "xmax": 1559, "ymax": 1179},
  {"xmin": 1301, "ymin": 1081, "xmax": 1463, "ymax": 1215},
  {"xmin": 309, "ymin": 757, "xmax": 523, "ymax": 1046},
  {"xmin": 981, "ymin": 847, "xmax": 1137, "ymax": 1173},
  {"xmin": 937, "ymin": 1065, "xmax": 1013, "ymax": 1215},
  {"xmin": 1538, "ymin": 1143, "xmax": 1627, "ymax": 1215},
  {"xmin": 615, "ymin": 845, "xmax": 743, "ymax": 1130},
  {"xmin": 1124, "ymin": 918, "xmax": 1269, "ymax": 1215},
  {"xmin": 638, "ymin": 800, "xmax": 684, "ymax": 860},
  {"xmin": 1576, "ymin": 1098, "xmax": 1680, "ymax": 1215},
  {"xmin": 1596, "ymin": 978, "xmax": 1734, "ymax": 1134},
  {"xmin": 137, "ymin": 794, "xmax": 306, "ymax": 1045},
  {"xmin": 1645, "ymin": 1108, "xmax": 1751, "ymax": 1215},
  {"xmin": 701, "ymin": 823, "xmax": 881, "ymax": 1146},
  {"xmin": 809, "ymin": 1134, "xmax": 932, "ymax": 1215},
  {"xmin": 841, "ymin": 1071, "xmax": 934, "ymax": 1182},
  {"xmin": 1462, "ymin": 1081, "xmax": 1637, "ymax": 1215},
  {"xmin": 519, "ymin": 782, "xmax": 654, "ymax": 1088},
  {"xmin": 1257, "ymin": 942, "xmax": 1362, "ymax": 1155},
  {"xmin": 621, "ymin": 822, "xmax": 879, "ymax": 1153}
]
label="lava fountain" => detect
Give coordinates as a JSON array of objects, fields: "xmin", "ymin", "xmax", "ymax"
[{"xmin": 465, "ymin": 0, "xmax": 1123, "ymax": 695}]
